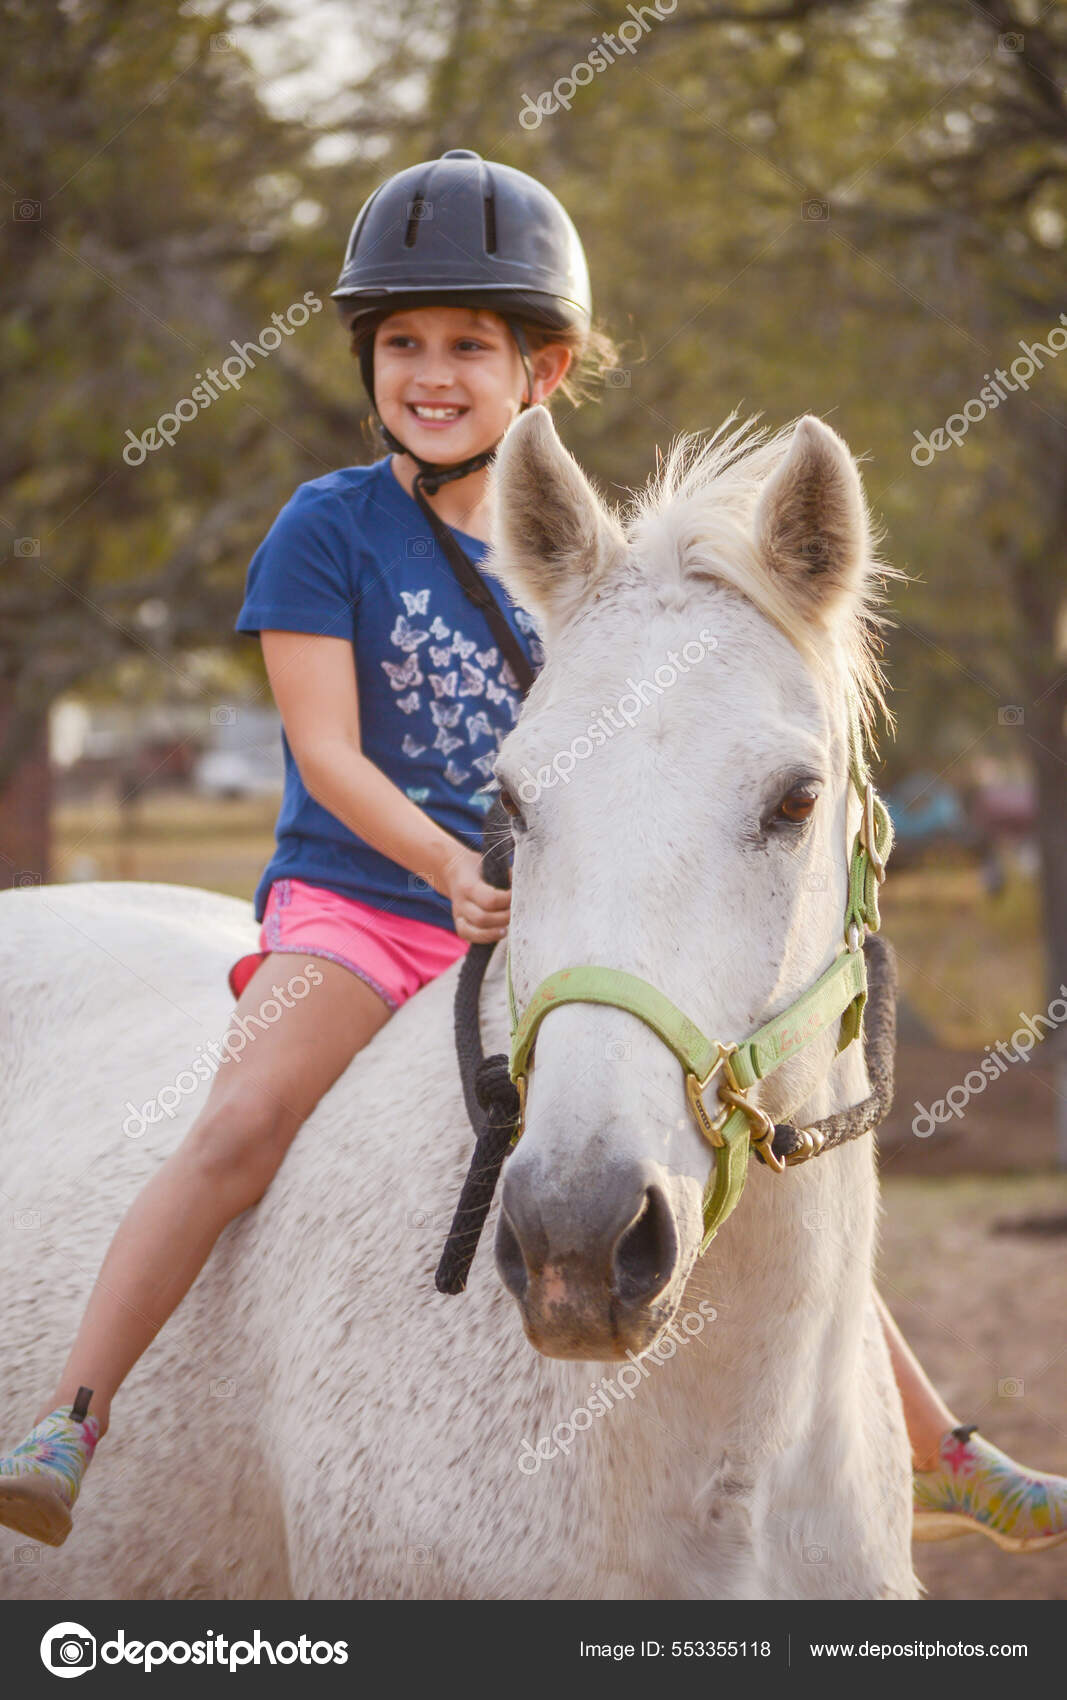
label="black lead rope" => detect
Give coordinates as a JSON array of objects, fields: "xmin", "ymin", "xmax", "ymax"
[
  {"xmin": 435, "ymin": 838, "xmax": 899, "ymax": 1295},
  {"xmin": 436, "ymin": 795, "xmax": 521, "ymax": 1296}
]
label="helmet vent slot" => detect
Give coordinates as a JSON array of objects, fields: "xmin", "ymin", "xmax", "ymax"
[
  {"xmin": 483, "ymin": 193, "xmax": 498, "ymax": 255},
  {"xmin": 403, "ymin": 193, "xmax": 428, "ymax": 248}
]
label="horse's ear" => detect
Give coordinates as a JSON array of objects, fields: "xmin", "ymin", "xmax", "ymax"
[
  {"xmin": 754, "ymin": 416, "xmax": 870, "ymax": 625},
  {"xmin": 484, "ymin": 405, "xmax": 626, "ymax": 634}
]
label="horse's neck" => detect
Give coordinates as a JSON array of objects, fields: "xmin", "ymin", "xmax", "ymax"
[{"xmin": 646, "ymin": 1035, "xmax": 876, "ymax": 1463}]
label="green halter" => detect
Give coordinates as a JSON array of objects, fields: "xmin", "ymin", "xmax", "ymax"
[{"xmin": 505, "ymin": 695, "xmax": 893, "ymax": 1252}]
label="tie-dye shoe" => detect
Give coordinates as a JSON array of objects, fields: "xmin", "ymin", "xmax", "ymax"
[
  {"xmin": 0, "ymin": 1388, "xmax": 100, "ymax": 1547},
  {"xmin": 913, "ymin": 1424, "xmax": 1067, "ymax": 1553}
]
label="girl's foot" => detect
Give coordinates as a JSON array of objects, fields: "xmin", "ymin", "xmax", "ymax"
[
  {"xmin": 0, "ymin": 1388, "xmax": 100, "ymax": 1548},
  {"xmin": 913, "ymin": 1423, "xmax": 1067, "ymax": 1553}
]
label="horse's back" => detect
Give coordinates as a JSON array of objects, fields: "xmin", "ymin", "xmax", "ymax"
[{"xmin": 0, "ymin": 881, "xmax": 256, "ymax": 1169}]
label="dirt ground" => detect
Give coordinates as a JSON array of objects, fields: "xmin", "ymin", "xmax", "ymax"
[{"xmin": 880, "ymin": 1174, "xmax": 1067, "ymax": 1600}]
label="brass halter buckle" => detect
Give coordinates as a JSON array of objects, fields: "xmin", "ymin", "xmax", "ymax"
[
  {"xmin": 685, "ymin": 1044, "xmax": 786, "ymax": 1175},
  {"xmin": 861, "ymin": 781, "xmax": 887, "ymax": 884},
  {"xmin": 510, "ymin": 1073, "xmax": 527, "ymax": 1147},
  {"xmin": 684, "ymin": 1042, "xmax": 737, "ymax": 1147}
]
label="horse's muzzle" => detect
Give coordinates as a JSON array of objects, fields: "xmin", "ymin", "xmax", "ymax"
[{"xmin": 495, "ymin": 1159, "xmax": 683, "ymax": 1358}]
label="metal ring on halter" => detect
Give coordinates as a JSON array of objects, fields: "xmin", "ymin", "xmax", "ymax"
[{"xmin": 714, "ymin": 1081, "xmax": 786, "ymax": 1176}]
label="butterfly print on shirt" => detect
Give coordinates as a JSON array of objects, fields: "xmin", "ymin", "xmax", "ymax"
[
  {"xmin": 458, "ymin": 661, "xmax": 485, "ymax": 698},
  {"xmin": 396, "ymin": 691, "xmax": 420, "ymax": 714},
  {"xmin": 429, "ymin": 615, "xmax": 451, "ymax": 640},
  {"xmin": 451, "ymin": 631, "xmax": 477, "ymax": 660},
  {"xmin": 429, "ymin": 700, "xmax": 464, "ymax": 729},
  {"xmin": 401, "ymin": 733, "xmax": 427, "ymax": 758},
  {"xmin": 391, "ymin": 614, "xmax": 430, "ymax": 653},
  {"xmin": 382, "ymin": 652, "xmax": 423, "ymax": 691},
  {"xmin": 433, "ymin": 727, "xmax": 465, "ymax": 755},
  {"xmin": 400, "ymin": 589, "xmax": 431, "ymax": 616},
  {"xmin": 443, "ymin": 759, "xmax": 471, "ymax": 786},
  {"xmin": 429, "ymin": 671, "xmax": 458, "ymax": 699},
  {"xmin": 465, "ymin": 710, "xmax": 493, "ymax": 744}
]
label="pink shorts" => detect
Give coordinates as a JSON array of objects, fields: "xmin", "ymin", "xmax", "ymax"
[{"xmin": 228, "ymin": 877, "xmax": 469, "ymax": 1011}]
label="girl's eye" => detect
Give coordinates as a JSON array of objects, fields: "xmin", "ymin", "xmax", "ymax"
[{"xmin": 774, "ymin": 785, "xmax": 819, "ymax": 826}]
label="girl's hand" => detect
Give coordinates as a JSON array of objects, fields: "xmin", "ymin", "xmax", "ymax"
[{"xmin": 442, "ymin": 845, "xmax": 512, "ymax": 943}]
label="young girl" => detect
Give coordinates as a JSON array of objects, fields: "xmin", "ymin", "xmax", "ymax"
[{"xmin": 1, "ymin": 149, "xmax": 1062, "ymax": 1560}]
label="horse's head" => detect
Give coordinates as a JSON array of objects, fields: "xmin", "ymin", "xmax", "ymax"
[{"xmin": 484, "ymin": 405, "xmax": 890, "ymax": 1359}]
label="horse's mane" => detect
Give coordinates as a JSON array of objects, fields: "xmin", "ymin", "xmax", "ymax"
[{"xmin": 619, "ymin": 411, "xmax": 898, "ymax": 752}]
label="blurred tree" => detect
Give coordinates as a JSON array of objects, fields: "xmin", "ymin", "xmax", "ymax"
[{"xmin": 0, "ymin": 0, "xmax": 376, "ymax": 880}]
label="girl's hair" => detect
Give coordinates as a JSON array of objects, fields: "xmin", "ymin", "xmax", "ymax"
[{"xmin": 350, "ymin": 307, "xmax": 622, "ymax": 417}]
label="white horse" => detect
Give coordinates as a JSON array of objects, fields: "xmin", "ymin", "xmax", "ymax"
[{"xmin": 1, "ymin": 407, "xmax": 916, "ymax": 1600}]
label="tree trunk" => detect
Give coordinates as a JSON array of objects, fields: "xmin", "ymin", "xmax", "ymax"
[{"xmin": 0, "ymin": 690, "xmax": 51, "ymax": 888}]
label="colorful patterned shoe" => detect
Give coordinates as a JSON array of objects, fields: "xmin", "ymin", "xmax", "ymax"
[
  {"xmin": 0, "ymin": 1388, "xmax": 100, "ymax": 1547},
  {"xmin": 913, "ymin": 1423, "xmax": 1067, "ymax": 1553}
]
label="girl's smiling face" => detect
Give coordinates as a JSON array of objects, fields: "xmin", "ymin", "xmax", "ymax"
[{"xmin": 373, "ymin": 305, "xmax": 570, "ymax": 465}]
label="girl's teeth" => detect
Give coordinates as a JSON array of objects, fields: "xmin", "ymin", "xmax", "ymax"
[{"xmin": 413, "ymin": 406, "xmax": 461, "ymax": 419}]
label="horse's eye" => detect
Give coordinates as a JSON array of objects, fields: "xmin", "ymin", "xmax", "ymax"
[
  {"xmin": 498, "ymin": 785, "xmax": 525, "ymax": 830},
  {"xmin": 775, "ymin": 785, "xmax": 819, "ymax": 825}
]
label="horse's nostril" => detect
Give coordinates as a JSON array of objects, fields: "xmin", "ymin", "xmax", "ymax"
[
  {"xmin": 612, "ymin": 1186, "xmax": 678, "ymax": 1306},
  {"xmin": 495, "ymin": 1211, "xmax": 528, "ymax": 1302}
]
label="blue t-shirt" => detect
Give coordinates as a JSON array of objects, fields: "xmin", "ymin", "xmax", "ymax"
[{"xmin": 236, "ymin": 455, "xmax": 543, "ymax": 929}]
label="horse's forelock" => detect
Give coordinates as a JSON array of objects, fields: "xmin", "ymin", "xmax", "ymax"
[{"xmin": 621, "ymin": 412, "xmax": 898, "ymax": 752}]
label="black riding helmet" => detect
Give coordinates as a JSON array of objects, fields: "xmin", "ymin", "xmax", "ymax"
[{"xmin": 331, "ymin": 148, "xmax": 591, "ymax": 493}]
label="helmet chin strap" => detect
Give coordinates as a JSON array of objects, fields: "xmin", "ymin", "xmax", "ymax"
[{"xmin": 362, "ymin": 317, "xmax": 535, "ymax": 498}]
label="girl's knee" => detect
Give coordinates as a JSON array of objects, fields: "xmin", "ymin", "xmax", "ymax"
[{"xmin": 182, "ymin": 1092, "xmax": 293, "ymax": 1201}]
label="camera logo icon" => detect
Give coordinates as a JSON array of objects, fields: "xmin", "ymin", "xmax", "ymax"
[{"xmin": 40, "ymin": 1622, "xmax": 97, "ymax": 1677}]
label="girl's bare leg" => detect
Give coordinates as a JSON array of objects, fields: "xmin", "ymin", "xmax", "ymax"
[
  {"xmin": 31, "ymin": 955, "xmax": 392, "ymax": 1437},
  {"xmin": 876, "ymin": 1287, "xmax": 959, "ymax": 1471}
]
